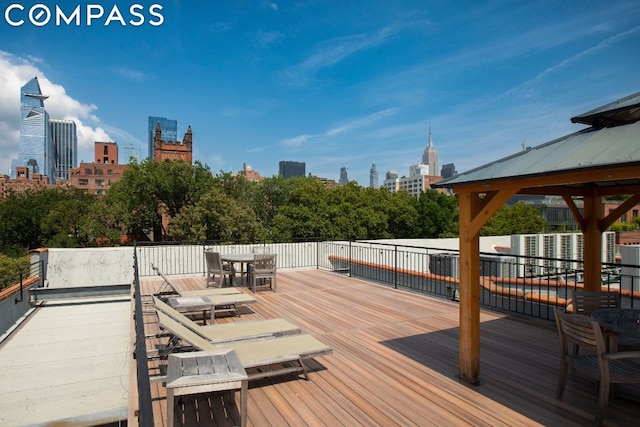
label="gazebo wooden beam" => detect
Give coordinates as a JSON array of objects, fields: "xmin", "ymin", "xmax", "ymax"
[
  {"xmin": 582, "ymin": 189, "xmax": 603, "ymax": 291},
  {"xmin": 450, "ymin": 164, "xmax": 640, "ymax": 195},
  {"xmin": 562, "ymin": 195, "xmax": 586, "ymax": 232},
  {"xmin": 600, "ymin": 192, "xmax": 640, "ymax": 230},
  {"xmin": 458, "ymin": 190, "xmax": 481, "ymax": 384},
  {"xmin": 457, "ymin": 187, "xmax": 519, "ymax": 384},
  {"xmin": 520, "ymin": 184, "xmax": 640, "ymax": 197}
]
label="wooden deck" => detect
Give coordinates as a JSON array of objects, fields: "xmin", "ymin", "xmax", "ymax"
[{"xmin": 139, "ymin": 269, "xmax": 640, "ymax": 426}]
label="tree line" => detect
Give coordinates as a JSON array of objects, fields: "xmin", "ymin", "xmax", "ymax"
[{"xmin": 0, "ymin": 159, "xmax": 546, "ymax": 256}]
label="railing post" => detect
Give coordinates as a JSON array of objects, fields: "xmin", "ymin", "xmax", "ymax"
[
  {"xmin": 348, "ymin": 240, "xmax": 352, "ymax": 277},
  {"xmin": 394, "ymin": 245, "xmax": 398, "ymax": 289},
  {"xmin": 15, "ymin": 270, "xmax": 24, "ymax": 304}
]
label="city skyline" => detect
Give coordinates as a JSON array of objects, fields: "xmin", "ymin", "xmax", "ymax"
[{"xmin": 0, "ymin": 2, "xmax": 639, "ymax": 185}]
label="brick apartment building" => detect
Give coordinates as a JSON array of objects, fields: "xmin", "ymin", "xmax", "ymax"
[
  {"xmin": 68, "ymin": 142, "xmax": 128, "ymax": 195},
  {"xmin": 0, "ymin": 167, "xmax": 56, "ymax": 198}
]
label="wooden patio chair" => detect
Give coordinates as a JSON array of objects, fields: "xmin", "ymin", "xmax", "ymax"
[
  {"xmin": 553, "ymin": 308, "xmax": 640, "ymax": 426},
  {"xmin": 156, "ymin": 310, "xmax": 333, "ymax": 382},
  {"xmin": 153, "ymin": 296, "xmax": 300, "ymax": 345},
  {"xmin": 248, "ymin": 253, "xmax": 277, "ymax": 293},
  {"xmin": 570, "ymin": 289, "xmax": 620, "ymax": 316},
  {"xmin": 204, "ymin": 250, "xmax": 235, "ymax": 288}
]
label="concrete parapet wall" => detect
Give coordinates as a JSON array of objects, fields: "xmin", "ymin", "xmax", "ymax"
[{"xmin": 45, "ymin": 247, "xmax": 134, "ymax": 287}]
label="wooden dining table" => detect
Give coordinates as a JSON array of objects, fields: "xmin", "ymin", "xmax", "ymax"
[
  {"xmin": 591, "ymin": 308, "xmax": 640, "ymax": 351},
  {"xmin": 221, "ymin": 253, "xmax": 256, "ymax": 286}
]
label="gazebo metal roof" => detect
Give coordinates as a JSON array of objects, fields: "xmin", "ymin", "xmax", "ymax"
[{"xmin": 436, "ymin": 92, "xmax": 640, "ymax": 193}]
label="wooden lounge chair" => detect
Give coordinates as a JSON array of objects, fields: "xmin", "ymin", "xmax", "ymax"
[
  {"xmin": 151, "ymin": 264, "xmax": 241, "ymax": 299},
  {"xmin": 156, "ymin": 310, "xmax": 332, "ymax": 381},
  {"xmin": 167, "ymin": 293, "xmax": 257, "ymax": 323},
  {"xmin": 153, "ymin": 297, "xmax": 300, "ymax": 344},
  {"xmin": 553, "ymin": 308, "xmax": 640, "ymax": 426}
]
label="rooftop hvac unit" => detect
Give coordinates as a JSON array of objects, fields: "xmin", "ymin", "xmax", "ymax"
[
  {"xmin": 429, "ymin": 253, "xmax": 459, "ymax": 279},
  {"xmin": 620, "ymin": 245, "xmax": 640, "ymax": 293},
  {"xmin": 480, "ymin": 256, "xmax": 517, "ymax": 278}
]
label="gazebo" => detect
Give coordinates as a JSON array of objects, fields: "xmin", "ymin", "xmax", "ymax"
[{"xmin": 434, "ymin": 91, "xmax": 640, "ymax": 384}]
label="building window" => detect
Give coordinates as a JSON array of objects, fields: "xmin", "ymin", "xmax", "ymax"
[
  {"xmin": 95, "ymin": 179, "xmax": 105, "ymax": 186},
  {"xmin": 107, "ymin": 170, "xmax": 113, "ymax": 175},
  {"xmin": 103, "ymin": 146, "xmax": 108, "ymax": 155},
  {"xmin": 84, "ymin": 168, "xmax": 92, "ymax": 175},
  {"xmin": 78, "ymin": 178, "xmax": 88, "ymax": 185},
  {"xmin": 95, "ymin": 169, "xmax": 103, "ymax": 175}
]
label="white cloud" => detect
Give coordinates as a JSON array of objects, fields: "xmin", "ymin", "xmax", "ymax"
[
  {"xmin": 0, "ymin": 50, "xmax": 113, "ymax": 175},
  {"xmin": 278, "ymin": 108, "xmax": 398, "ymax": 148},
  {"xmin": 255, "ymin": 30, "xmax": 284, "ymax": 47},
  {"xmin": 111, "ymin": 66, "xmax": 149, "ymax": 81},
  {"xmin": 280, "ymin": 134, "xmax": 311, "ymax": 147},
  {"xmin": 280, "ymin": 22, "xmax": 406, "ymax": 88}
]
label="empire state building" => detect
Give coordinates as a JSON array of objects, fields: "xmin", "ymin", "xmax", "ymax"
[{"xmin": 421, "ymin": 127, "xmax": 439, "ymax": 176}]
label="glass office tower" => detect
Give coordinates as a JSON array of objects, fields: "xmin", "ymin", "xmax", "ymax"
[
  {"xmin": 279, "ymin": 161, "xmax": 305, "ymax": 178},
  {"xmin": 50, "ymin": 119, "xmax": 77, "ymax": 181},
  {"xmin": 12, "ymin": 77, "xmax": 56, "ymax": 183},
  {"xmin": 148, "ymin": 116, "xmax": 177, "ymax": 158},
  {"xmin": 339, "ymin": 167, "xmax": 348, "ymax": 185},
  {"xmin": 369, "ymin": 162, "xmax": 378, "ymax": 188}
]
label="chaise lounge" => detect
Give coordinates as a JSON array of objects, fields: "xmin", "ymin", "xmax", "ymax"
[
  {"xmin": 151, "ymin": 264, "xmax": 242, "ymax": 299},
  {"xmin": 153, "ymin": 296, "xmax": 300, "ymax": 344},
  {"xmin": 156, "ymin": 310, "xmax": 333, "ymax": 381}
]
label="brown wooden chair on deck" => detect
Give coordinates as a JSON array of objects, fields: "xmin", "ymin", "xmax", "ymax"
[
  {"xmin": 248, "ymin": 253, "xmax": 277, "ymax": 293},
  {"xmin": 205, "ymin": 250, "xmax": 235, "ymax": 288},
  {"xmin": 570, "ymin": 289, "xmax": 620, "ymax": 316},
  {"xmin": 553, "ymin": 308, "xmax": 640, "ymax": 426}
]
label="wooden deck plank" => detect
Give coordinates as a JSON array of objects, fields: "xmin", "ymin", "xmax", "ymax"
[{"xmin": 138, "ymin": 268, "xmax": 640, "ymax": 426}]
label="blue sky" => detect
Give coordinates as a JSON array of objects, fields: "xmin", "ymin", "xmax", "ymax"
[{"xmin": 0, "ymin": 1, "xmax": 639, "ymax": 185}]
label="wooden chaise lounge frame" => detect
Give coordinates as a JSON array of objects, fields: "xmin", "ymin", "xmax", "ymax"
[
  {"xmin": 156, "ymin": 310, "xmax": 333, "ymax": 381},
  {"xmin": 153, "ymin": 296, "xmax": 300, "ymax": 345},
  {"xmin": 151, "ymin": 264, "xmax": 241, "ymax": 300}
]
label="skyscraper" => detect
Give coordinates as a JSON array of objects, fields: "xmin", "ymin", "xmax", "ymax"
[
  {"xmin": 148, "ymin": 116, "xmax": 177, "ymax": 159},
  {"xmin": 279, "ymin": 161, "xmax": 305, "ymax": 178},
  {"xmin": 441, "ymin": 163, "xmax": 457, "ymax": 179},
  {"xmin": 339, "ymin": 167, "xmax": 348, "ymax": 185},
  {"xmin": 421, "ymin": 127, "xmax": 439, "ymax": 176},
  {"xmin": 12, "ymin": 77, "xmax": 56, "ymax": 183},
  {"xmin": 50, "ymin": 119, "xmax": 77, "ymax": 181},
  {"xmin": 369, "ymin": 162, "xmax": 378, "ymax": 188}
]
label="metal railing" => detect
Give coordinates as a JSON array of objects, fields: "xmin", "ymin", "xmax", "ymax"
[
  {"xmin": 135, "ymin": 238, "xmax": 321, "ymax": 278},
  {"xmin": 319, "ymin": 241, "xmax": 639, "ymax": 320},
  {"xmin": 0, "ymin": 259, "xmax": 42, "ymax": 295},
  {"xmin": 132, "ymin": 244, "xmax": 154, "ymax": 427},
  {"xmin": 132, "ymin": 238, "xmax": 639, "ymax": 323}
]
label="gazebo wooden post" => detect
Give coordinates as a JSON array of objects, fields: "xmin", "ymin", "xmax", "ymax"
[
  {"xmin": 582, "ymin": 189, "xmax": 603, "ymax": 292},
  {"xmin": 458, "ymin": 190, "xmax": 481, "ymax": 384}
]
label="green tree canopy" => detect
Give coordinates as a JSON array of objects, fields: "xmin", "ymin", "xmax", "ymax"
[
  {"xmin": 169, "ymin": 187, "xmax": 262, "ymax": 242},
  {"xmin": 481, "ymin": 201, "xmax": 546, "ymax": 236},
  {"xmin": 106, "ymin": 159, "xmax": 215, "ymax": 240},
  {"xmin": 0, "ymin": 187, "xmax": 102, "ymax": 252},
  {"xmin": 415, "ymin": 190, "xmax": 459, "ymax": 238}
]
